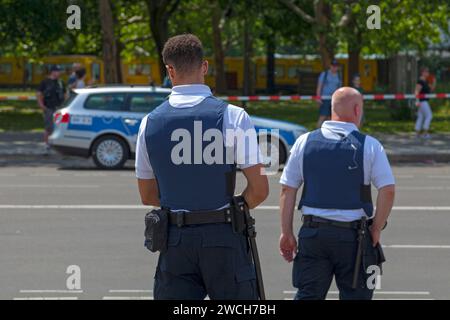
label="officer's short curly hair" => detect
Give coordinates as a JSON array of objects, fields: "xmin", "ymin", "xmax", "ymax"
[{"xmin": 162, "ymin": 34, "xmax": 204, "ymax": 74}]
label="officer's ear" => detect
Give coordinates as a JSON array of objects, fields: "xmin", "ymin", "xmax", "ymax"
[
  {"xmin": 355, "ymin": 103, "xmax": 363, "ymax": 126},
  {"xmin": 201, "ymin": 60, "xmax": 208, "ymax": 76},
  {"xmin": 166, "ymin": 64, "xmax": 176, "ymax": 80}
]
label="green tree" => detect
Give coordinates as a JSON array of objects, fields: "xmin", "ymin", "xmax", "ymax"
[
  {"xmin": 99, "ymin": 0, "xmax": 122, "ymax": 83},
  {"xmin": 0, "ymin": 0, "xmax": 68, "ymax": 57},
  {"xmin": 144, "ymin": 0, "xmax": 181, "ymax": 81}
]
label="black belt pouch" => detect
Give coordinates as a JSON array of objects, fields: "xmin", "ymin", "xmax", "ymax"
[{"xmin": 144, "ymin": 208, "xmax": 169, "ymax": 253}]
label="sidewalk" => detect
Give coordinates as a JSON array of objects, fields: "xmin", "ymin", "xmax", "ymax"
[
  {"xmin": 374, "ymin": 133, "xmax": 450, "ymax": 163},
  {"xmin": 0, "ymin": 132, "xmax": 449, "ymax": 164}
]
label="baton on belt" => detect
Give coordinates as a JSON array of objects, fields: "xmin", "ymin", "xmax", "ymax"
[
  {"xmin": 232, "ymin": 196, "xmax": 266, "ymax": 300},
  {"xmin": 352, "ymin": 216, "xmax": 367, "ymax": 289}
]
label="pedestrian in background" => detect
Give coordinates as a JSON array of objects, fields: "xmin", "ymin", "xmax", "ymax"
[
  {"xmin": 68, "ymin": 63, "xmax": 81, "ymax": 90},
  {"xmin": 315, "ymin": 59, "xmax": 342, "ymax": 128},
  {"xmin": 74, "ymin": 68, "xmax": 86, "ymax": 89},
  {"xmin": 415, "ymin": 67, "xmax": 433, "ymax": 139},
  {"xmin": 36, "ymin": 65, "xmax": 66, "ymax": 153},
  {"xmin": 352, "ymin": 73, "xmax": 364, "ymax": 94},
  {"xmin": 352, "ymin": 73, "xmax": 365, "ymax": 126}
]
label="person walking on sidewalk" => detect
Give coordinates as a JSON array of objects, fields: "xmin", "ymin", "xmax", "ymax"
[
  {"xmin": 36, "ymin": 65, "xmax": 67, "ymax": 153},
  {"xmin": 415, "ymin": 67, "xmax": 433, "ymax": 139},
  {"xmin": 315, "ymin": 59, "xmax": 342, "ymax": 128}
]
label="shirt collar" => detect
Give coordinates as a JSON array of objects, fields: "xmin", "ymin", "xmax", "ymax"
[
  {"xmin": 322, "ymin": 120, "xmax": 359, "ymax": 135},
  {"xmin": 170, "ymin": 84, "xmax": 212, "ymax": 97}
]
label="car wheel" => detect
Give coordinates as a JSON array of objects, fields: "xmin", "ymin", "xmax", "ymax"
[
  {"xmin": 92, "ymin": 135, "xmax": 128, "ymax": 169},
  {"xmin": 258, "ymin": 135, "xmax": 287, "ymax": 166}
]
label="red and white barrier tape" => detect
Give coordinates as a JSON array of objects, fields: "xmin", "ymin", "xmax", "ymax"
[
  {"xmin": 0, "ymin": 93, "xmax": 449, "ymax": 101},
  {"xmin": 219, "ymin": 93, "xmax": 450, "ymax": 101},
  {"xmin": 0, "ymin": 96, "xmax": 37, "ymax": 101}
]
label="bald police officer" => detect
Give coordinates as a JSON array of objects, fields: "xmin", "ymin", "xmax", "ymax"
[
  {"xmin": 279, "ymin": 87, "xmax": 396, "ymax": 300},
  {"xmin": 135, "ymin": 34, "xmax": 269, "ymax": 300}
]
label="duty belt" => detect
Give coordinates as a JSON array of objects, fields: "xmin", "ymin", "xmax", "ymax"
[
  {"xmin": 168, "ymin": 208, "xmax": 233, "ymax": 227},
  {"xmin": 302, "ymin": 215, "xmax": 372, "ymax": 230}
]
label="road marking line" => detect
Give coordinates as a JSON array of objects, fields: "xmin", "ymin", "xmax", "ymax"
[
  {"xmin": 0, "ymin": 185, "xmax": 99, "ymax": 188},
  {"xmin": 283, "ymin": 290, "xmax": 430, "ymax": 295},
  {"xmin": 73, "ymin": 173, "xmax": 107, "ymax": 177},
  {"xmin": 383, "ymin": 245, "xmax": 450, "ymax": 249},
  {"xmin": 0, "ymin": 205, "xmax": 145, "ymax": 209},
  {"xmin": 373, "ymin": 298, "xmax": 434, "ymax": 300},
  {"xmin": 397, "ymin": 187, "xmax": 450, "ymax": 190},
  {"xmin": 256, "ymin": 206, "xmax": 450, "ymax": 211},
  {"xmin": 13, "ymin": 297, "xmax": 79, "ymax": 300},
  {"xmin": 20, "ymin": 290, "xmax": 83, "ymax": 293},
  {"xmin": 102, "ymin": 296, "xmax": 153, "ymax": 300},
  {"xmin": 391, "ymin": 206, "xmax": 450, "ymax": 211},
  {"xmin": 108, "ymin": 290, "xmax": 152, "ymax": 293},
  {"xmin": 1, "ymin": 205, "xmax": 450, "ymax": 211}
]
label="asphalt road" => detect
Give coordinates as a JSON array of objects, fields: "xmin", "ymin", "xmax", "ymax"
[{"xmin": 1, "ymin": 161, "xmax": 450, "ymax": 300}]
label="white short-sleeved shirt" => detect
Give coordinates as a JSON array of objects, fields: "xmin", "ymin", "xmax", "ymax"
[
  {"xmin": 135, "ymin": 84, "xmax": 262, "ymax": 180},
  {"xmin": 280, "ymin": 120, "xmax": 395, "ymax": 222}
]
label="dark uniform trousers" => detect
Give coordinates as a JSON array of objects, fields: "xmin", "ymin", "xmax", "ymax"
[
  {"xmin": 293, "ymin": 224, "xmax": 378, "ymax": 300},
  {"xmin": 154, "ymin": 223, "xmax": 258, "ymax": 300}
]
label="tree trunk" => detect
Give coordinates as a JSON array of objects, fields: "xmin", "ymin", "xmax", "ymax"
[
  {"xmin": 317, "ymin": 32, "xmax": 332, "ymax": 69},
  {"xmin": 211, "ymin": 1, "xmax": 226, "ymax": 94},
  {"xmin": 314, "ymin": 0, "xmax": 333, "ymax": 69},
  {"xmin": 346, "ymin": 20, "xmax": 362, "ymax": 86},
  {"xmin": 150, "ymin": 18, "xmax": 169, "ymax": 84},
  {"xmin": 348, "ymin": 48, "xmax": 360, "ymax": 86},
  {"xmin": 266, "ymin": 36, "xmax": 276, "ymax": 94},
  {"xmin": 98, "ymin": 0, "xmax": 121, "ymax": 84},
  {"xmin": 243, "ymin": 15, "xmax": 254, "ymax": 96},
  {"xmin": 145, "ymin": 0, "xmax": 180, "ymax": 84}
]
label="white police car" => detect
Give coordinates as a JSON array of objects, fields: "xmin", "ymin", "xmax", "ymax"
[{"xmin": 49, "ymin": 86, "xmax": 307, "ymax": 169}]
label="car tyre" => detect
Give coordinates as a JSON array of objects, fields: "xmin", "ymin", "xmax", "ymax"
[{"xmin": 92, "ymin": 135, "xmax": 128, "ymax": 169}]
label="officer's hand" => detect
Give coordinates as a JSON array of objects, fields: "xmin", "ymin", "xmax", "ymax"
[
  {"xmin": 279, "ymin": 233, "xmax": 297, "ymax": 263},
  {"xmin": 369, "ymin": 226, "xmax": 382, "ymax": 247}
]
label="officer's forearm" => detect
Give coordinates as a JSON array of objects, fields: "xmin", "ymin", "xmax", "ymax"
[
  {"xmin": 280, "ymin": 185, "xmax": 297, "ymax": 235},
  {"xmin": 242, "ymin": 183, "xmax": 268, "ymax": 209},
  {"xmin": 137, "ymin": 179, "xmax": 160, "ymax": 207},
  {"xmin": 373, "ymin": 184, "xmax": 395, "ymax": 231},
  {"xmin": 241, "ymin": 164, "xmax": 269, "ymax": 209}
]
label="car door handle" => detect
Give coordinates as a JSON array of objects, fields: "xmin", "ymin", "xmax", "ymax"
[{"xmin": 124, "ymin": 118, "xmax": 138, "ymax": 126}]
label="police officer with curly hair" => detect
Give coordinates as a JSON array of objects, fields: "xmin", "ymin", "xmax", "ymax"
[{"xmin": 135, "ymin": 34, "xmax": 269, "ymax": 300}]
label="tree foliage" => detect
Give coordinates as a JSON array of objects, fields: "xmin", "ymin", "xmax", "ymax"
[{"xmin": 0, "ymin": 0, "xmax": 448, "ymax": 87}]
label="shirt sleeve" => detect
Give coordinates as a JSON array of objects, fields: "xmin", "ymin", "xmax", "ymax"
[
  {"xmin": 135, "ymin": 115, "xmax": 155, "ymax": 179},
  {"xmin": 368, "ymin": 137, "xmax": 395, "ymax": 189},
  {"xmin": 37, "ymin": 80, "xmax": 46, "ymax": 93},
  {"xmin": 279, "ymin": 133, "xmax": 308, "ymax": 189},
  {"xmin": 232, "ymin": 108, "xmax": 263, "ymax": 169},
  {"xmin": 318, "ymin": 72, "xmax": 325, "ymax": 86}
]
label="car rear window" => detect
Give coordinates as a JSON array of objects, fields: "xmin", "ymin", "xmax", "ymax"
[
  {"xmin": 129, "ymin": 93, "xmax": 167, "ymax": 113},
  {"xmin": 84, "ymin": 93, "xmax": 126, "ymax": 111},
  {"xmin": 60, "ymin": 92, "xmax": 78, "ymax": 109}
]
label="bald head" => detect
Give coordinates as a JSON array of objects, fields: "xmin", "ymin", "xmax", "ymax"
[{"xmin": 331, "ymin": 87, "xmax": 364, "ymax": 126}]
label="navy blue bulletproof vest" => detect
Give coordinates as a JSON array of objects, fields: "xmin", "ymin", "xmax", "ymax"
[
  {"xmin": 145, "ymin": 96, "xmax": 236, "ymax": 211},
  {"xmin": 298, "ymin": 129, "xmax": 373, "ymax": 216}
]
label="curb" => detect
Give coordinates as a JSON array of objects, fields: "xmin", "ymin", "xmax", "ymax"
[
  {"xmin": 1, "ymin": 152, "xmax": 450, "ymax": 165},
  {"xmin": 387, "ymin": 154, "xmax": 450, "ymax": 163}
]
